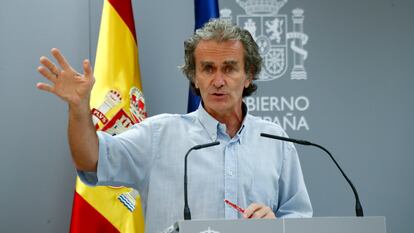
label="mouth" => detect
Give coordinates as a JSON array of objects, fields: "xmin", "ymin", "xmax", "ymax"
[{"xmin": 210, "ymin": 92, "xmax": 228, "ymax": 98}]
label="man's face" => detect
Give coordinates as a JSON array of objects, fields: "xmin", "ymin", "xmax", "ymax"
[{"xmin": 194, "ymin": 40, "xmax": 251, "ymax": 116}]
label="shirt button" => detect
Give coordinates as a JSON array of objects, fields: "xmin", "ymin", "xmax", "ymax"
[{"xmin": 228, "ymin": 170, "xmax": 233, "ymax": 176}]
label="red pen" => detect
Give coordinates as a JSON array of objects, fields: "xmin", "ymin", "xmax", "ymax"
[{"xmin": 224, "ymin": 199, "xmax": 246, "ymax": 215}]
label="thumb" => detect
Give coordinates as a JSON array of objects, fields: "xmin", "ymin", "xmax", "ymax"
[{"xmin": 83, "ymin": 59, "xmax": 93, "ymax": 77}]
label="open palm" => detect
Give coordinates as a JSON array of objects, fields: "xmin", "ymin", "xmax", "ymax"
[{"xmin": 37, "ymin": 48, "xmax": 95, "ymax": 106}]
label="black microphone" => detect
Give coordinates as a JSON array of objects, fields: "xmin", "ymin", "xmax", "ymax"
[
  {"xmin": 184, "ymin": 141, "xmax": 220, "ymax": 220},
  {"xmin": 260, "ymin": 133, "xmax": 364, "ymax": 217}
]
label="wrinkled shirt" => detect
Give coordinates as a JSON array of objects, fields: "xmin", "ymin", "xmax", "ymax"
[{"xmin": 79, "ymin": 104, "xmax": 312, "ymax": 233}]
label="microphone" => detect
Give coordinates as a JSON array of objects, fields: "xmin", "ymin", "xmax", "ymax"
[
  {"xmin": 184, "ymin": 141, "xmax": 220, "ymax": 220},
  {"xmin": 260, "ymin": 133, "xmax": 364, "ymax": 217}
]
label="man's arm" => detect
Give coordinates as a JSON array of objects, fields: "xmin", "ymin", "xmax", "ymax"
[
  {"xmin": 275, "ymin": 141, "xmax": 313, "ymax": 217},
  {"xmin": 37, "ymin": 48, "xmax": 98, "ymax": 171}
]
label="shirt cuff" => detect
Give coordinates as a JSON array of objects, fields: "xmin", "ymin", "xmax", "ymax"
[{"xmin": 77, "ymin": 170, "xmax": 98, "ymax": 186}]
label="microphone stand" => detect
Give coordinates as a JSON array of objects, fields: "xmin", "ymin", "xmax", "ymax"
[
  {"xmin": 260, "ymin": 133, "xmax": 364, "ymax": 217},
  {"xmin": 184, "ymin": 141, "xmax": 220, "ymax": 220}
]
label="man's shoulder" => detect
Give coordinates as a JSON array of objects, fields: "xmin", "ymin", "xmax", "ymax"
[
  {"xmin": 138, "ymin": 112, "xmax": 196, "ymax": 127},
  {"xmin": 246, "ymin": 113, "xmax": 286, "ymax": 136}
]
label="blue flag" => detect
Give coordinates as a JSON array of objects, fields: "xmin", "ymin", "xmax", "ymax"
[{"xmin": 187, "ymin": 0, "xmax": 220, "ymax": 113}]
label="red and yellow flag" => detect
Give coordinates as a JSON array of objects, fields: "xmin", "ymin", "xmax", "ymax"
[{"xmin": 70, "ymin": 0, "xmax": 146, "ymax": 232}]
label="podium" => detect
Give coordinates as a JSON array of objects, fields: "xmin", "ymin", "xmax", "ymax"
[{"xmin": 173, "ymin": 217, "xmax": 386, "ymax": 233}]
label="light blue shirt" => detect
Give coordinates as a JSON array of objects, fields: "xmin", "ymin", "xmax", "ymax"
[{"xmin": 79, "ymin": 104, "xmax": 312, "ymax": 233}]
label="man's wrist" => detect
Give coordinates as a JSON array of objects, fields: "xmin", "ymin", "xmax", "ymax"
[{"xmin": 68, "ymin": 98, "xmax": 91, "ymax": 118}]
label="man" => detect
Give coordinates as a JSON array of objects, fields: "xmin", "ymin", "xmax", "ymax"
[{"xmin": 37, "ymin": 19, "xmax": 312, "ymax": 233}]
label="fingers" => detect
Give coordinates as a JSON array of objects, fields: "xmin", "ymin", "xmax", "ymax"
[
  {"xmin": 243, "ymin": 203, "xmax": 258, "ymax": 218},
  {"xmin": 36, "ymin": 82, "xmax": 54, "ymax": 93},
  {"xmin": 38, "ymin": 48, "xmax": 86, "ymax": 82},
  {"xmin": 83, "ymin": 59, "xmax": 92, "ymax": 78},
  {"xmin": 51, "ymin": 48, "xmax": 71, "ymax": 70},
  {"xmin": 243, "ymin": 203, "xmax": 276, "ymax": 219},
  {"xmin": 253, "ymin": 206, "xmax": 275, "ymax": 219},
  {"xmin": 39, "ymin": 56, "xmax": 61, "ymax": 77},
  {"xmin": 37, "ymin": 65, "xmax": 58, "ymax": 83}
]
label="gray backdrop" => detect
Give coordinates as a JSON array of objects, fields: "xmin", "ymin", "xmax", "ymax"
[{"xmin": 0, "ymin": 0, "xmax": 413, "ymax": 232}]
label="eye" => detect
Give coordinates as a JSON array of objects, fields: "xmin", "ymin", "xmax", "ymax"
[
  {"xmin": 203, "ymin": 65, "xmax": 213, "ymax": 74},
  {"xmin": 224, "ymin": 65, "xmax": 235, "ymax": 74}
]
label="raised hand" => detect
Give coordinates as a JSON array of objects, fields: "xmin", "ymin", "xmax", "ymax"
[
  {"xmin": 37, "ymin": 48, "xmax": 99, "ymax": 171},
  {"xmin": 37, "ymin": 48, "xmax": 95, "ymax": 107}
]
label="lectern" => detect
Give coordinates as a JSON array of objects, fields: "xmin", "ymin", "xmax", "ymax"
[{"xmin": 171, "ymin": 217, "xmax": 386, "ymax": 233}]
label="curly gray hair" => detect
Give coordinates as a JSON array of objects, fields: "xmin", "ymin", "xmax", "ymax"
[{"xmin": 180, "ymin": 19, "xmax": 262, "ymax": 97}]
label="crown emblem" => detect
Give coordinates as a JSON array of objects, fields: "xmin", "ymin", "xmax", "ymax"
[
  {"xmin": 220, "ymin": 8, "xmax": 232, "ymax": 21},
  {"xmin": 236, "ymin": 0, "xmax": 287, "ymax": 15}
]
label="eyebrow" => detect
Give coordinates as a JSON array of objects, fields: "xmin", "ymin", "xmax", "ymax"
[
  {"xmin": 199, "ymin": 60, "xmax": 239, "ymax": 67},
  {"xmin": 200, "ymin": 61, "xmax": 214, "ymax": 67},
  {"xmin": 223, "ymin": 60, "xmax": 238, "ymax": 66}
]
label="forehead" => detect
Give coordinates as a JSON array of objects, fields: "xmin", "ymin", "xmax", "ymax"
[{"xmin": 194, "ymin": 40, "xmax": 245, "ymax": 65}]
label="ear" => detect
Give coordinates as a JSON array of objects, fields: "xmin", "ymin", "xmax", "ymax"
[
  {"xmin": 194, "ymin": 76, "xmax": 199, "ymax": 89},
  {"xmin": 244, "ymin": 72, "xmax": 252, "ymax": 88}
]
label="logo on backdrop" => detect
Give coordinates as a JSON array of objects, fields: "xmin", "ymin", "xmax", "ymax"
[
  {"xmin": 221, "ymin": 0, "xmax": 308, "ymax": 81},
  {"xmin": 221, "ymin": 0, "xmax": 310, "ymax": 131},
  {"xmin": 199, "ymin": 227, "xmax": 220, "ymax": 233}
]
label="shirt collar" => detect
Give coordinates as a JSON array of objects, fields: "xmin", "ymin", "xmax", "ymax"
[
  {"xmin": 235, "ymin": 103, "xmax": 248, "ymax": 144},
  {"xmin": 195, "ymin": 103, "xmax": 220, "ymax": 141},
  {"xmin": 194, "ymin": 102, "xmax": 249, "ymax": 143}
]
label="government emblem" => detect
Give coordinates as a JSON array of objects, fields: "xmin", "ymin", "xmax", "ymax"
[{"xmin": 221, "ymin": 0, "xmax": 309, "ymax": 81}]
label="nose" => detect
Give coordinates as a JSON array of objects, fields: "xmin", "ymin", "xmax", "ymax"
[{"xmin": 212, "ymin": 72, "xmax": 225, "ymax": 88}]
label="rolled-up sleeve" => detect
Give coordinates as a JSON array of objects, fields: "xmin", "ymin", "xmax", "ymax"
[{"xmin": 77, "ymin": 120, "xmax": 154, "ymax": 191}]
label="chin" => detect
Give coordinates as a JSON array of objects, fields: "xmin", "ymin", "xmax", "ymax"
[
  {"xmin": 204, "ymin": 99, "xmax": 225, "ymax": 108},
  {"xmin": 207, "ymin": 102, "xmax": 233, "ymax": 113}
]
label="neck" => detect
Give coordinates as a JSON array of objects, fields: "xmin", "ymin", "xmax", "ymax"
[{"xmin": 205, "ymin": 103, "xmax": 245, "ymax": 138}]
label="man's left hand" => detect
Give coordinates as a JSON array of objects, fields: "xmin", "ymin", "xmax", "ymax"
[{"xmin": 243, "ymin": 203, "xmax": 276, "ymax": 219}]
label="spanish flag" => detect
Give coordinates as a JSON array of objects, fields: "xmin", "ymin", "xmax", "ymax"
[{"xmin": 69, "ymin": 0, "xmax": 145, "ymax": 232}]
